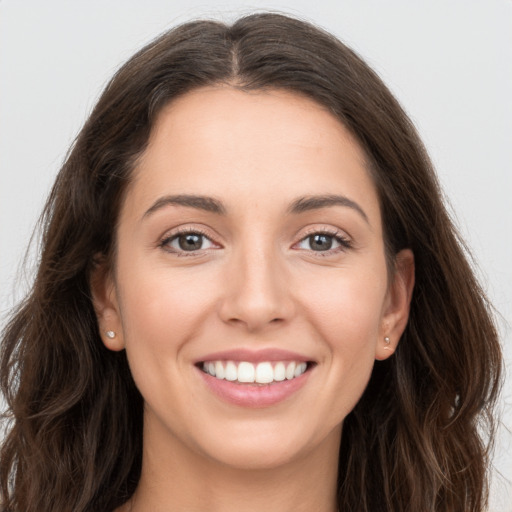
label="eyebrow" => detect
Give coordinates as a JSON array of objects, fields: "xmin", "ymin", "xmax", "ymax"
[
  {"xmin": 287, "ymin": 194, "xmax": 369, "ymax": 223},
  {"xmin": 142, "ymin": 193, "xmax": 369, "ymax": 223},
  {"xmin": 143, "ymin": 195, "xmax": 226, "ymax": 218}
]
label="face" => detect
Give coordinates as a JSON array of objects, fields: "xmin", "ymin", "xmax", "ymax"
[{"xmin": 93, "ymin": 87, "xmax": 413, "ymax": 470}]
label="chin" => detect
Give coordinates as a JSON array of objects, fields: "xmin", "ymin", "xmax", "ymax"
[
  {"xmin": 202, "ymin": 438, "xmax": 308, "ymax": 471},
  {"xmin": 190, "ymin": 417, "xmax": 337, "ymax": 471}
]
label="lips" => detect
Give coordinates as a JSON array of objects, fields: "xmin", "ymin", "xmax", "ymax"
[{"xmin": 195, "ymin": 348, "xmax": 315, "ymax": 407}]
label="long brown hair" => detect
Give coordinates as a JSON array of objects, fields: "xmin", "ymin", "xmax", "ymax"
[{"xmin": 0, "ymin": 13, "xmax": 502, "ymax": 512}]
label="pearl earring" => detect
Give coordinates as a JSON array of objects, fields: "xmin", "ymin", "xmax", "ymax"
[
  {"xmin": 383, "ymin": 336, "xmax": 391, "ymax": 350},
  {"xmin": 105, "ymin": 331, "xmax": 116, "ymax": 339}
]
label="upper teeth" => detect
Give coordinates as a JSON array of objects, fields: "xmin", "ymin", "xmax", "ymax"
[{"xmin": 202, "ymin": 361, "xmax": 308, "ymax": 384}]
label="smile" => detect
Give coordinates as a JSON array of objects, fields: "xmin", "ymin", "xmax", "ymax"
[
  {"xmin": 195, "ymin": 349, "xmax": 315, "ymax": 407},
  {"xmin": 201, "ymin": 360, "xmax": 309, "ymax": 384}
]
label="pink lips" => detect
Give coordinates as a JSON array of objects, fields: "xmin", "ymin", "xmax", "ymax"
[
  {"xmin": 195, "ymin": 348, "xmax": 310, "ymax": 365},
  {"xmin": 196, "ymin": 348, "xmax": 314, "ymax": 408}
]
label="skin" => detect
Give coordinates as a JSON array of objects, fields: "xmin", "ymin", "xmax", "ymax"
[{"xmin": 92, "ymin": 87, "xmax": 414, "ymax": 512}]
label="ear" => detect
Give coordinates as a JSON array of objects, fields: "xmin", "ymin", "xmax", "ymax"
[
  {"xmin": 89, "ymin": 256, "xmax": 125, "ymax": 351},
  {"xmin": 375, "ymin": 249, "xmax": 415, "ymax": 361}
]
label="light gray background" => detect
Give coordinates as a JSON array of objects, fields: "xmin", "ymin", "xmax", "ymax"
[{"xmin": 1, "ymin": 1, "xmax": 511, "ymax": 510}]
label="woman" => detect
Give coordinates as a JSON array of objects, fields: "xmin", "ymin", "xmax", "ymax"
[{"xmin": 0, "ymin": 12, "xmax": 502, "ymax": 512}]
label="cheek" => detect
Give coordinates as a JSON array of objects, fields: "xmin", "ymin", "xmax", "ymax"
[
  {"xmin": 114, "ymin": 262, "xmax": 223, "ymax": 424},
  {"xmin": 297, "ymin": 262, "xmax": 388, "ymax": 412},
  {"xmin": 118, "ymin": 264, "xmax": 217, "ymax": 346},
  {"xmin": 302, "ymin": 272, "xmax": 385, "ymax": 420},
  {"xmin": 114, "ymin": 258, "xmax": 221, "ymax": 396},
  {"xmin": 300, "ymin": 264, "xmax": 388, "ymax": 349}
]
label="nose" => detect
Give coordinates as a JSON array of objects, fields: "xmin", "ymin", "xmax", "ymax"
[{"xmin": 218, "ymin": 241, "xmax": 295, "ymax": 332}]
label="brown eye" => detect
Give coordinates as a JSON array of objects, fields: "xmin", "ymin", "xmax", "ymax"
[
  {"xmin": 162, "ymin": 231, "xmax": 216, "ymax": 253},
  {"xmin": 296, "ymin": 231, "xmax": 351, "ymax": 253},
  {"xmin": 177, "ymin": 233, "xmax": 203, "ymax": 251},
  {"xmin": 308, "ymin": 234, "xmax": 333, "ymax": 251}
]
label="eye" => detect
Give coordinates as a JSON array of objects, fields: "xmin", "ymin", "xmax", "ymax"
[
  {"xmin": 295, "ymin": 231, "xmax": 351, "ymax": 253},
  {"xmin": 160, "ymin": 229, "xmax": 217, "ymax": 255}
]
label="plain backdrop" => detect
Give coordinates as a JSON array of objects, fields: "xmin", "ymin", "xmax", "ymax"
[{"xmin": 1, "ymin": 1, "xmax": 511, "ymax": 510}]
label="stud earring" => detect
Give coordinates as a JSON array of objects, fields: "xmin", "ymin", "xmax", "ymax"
[
  {"xmin": 384, "ymin": 336, "xmax": 391, "ymax": 350},
  {"xmin": 105, "ymin": 331, "xmax": 116, "ymax": 339}
]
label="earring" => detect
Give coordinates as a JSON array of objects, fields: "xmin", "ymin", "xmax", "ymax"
[
  {"xmin": 105, "ymin": 331, "xmax": 116, "ymax": 339},
  {"xmin": 384, "ymin": 336, "xmax": 391, "ymax": 349}
]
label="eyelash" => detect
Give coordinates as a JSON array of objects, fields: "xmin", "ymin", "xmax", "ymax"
[
  {"xmin": 159, "ymin": 227, "xmax": 352, "ymax": 257},
  {"xmin": 159, "ymin": 227, "xmax": 214, "ymax": 257},
  {"xmin": 298, "ymin": 228, "xmax": 353, "ymax": 256}
]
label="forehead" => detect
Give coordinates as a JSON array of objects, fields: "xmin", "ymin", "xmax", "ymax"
[
  {"xmin": 124, "ymin": 86, "xmax": 381, "ymax": 225},
  {"xmin": 145, "ymin": 86, "xmax": 366, "ymax": 171}
]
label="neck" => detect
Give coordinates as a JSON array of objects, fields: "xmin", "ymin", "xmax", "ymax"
[{"xmin": 123, "ymin": 418, "xmax": 341, "ymax": 512}]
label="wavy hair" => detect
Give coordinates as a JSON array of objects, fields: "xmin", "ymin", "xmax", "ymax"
[{"xmin": 0, "ymin": 12, "xmax": 502, "ymax": 512}]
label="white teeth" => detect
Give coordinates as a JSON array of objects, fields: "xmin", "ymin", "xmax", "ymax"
[
  {"xmin": 201, "ymin": 360, "xmax": 309, "ymax": 383},
  {"xmin": 215, "ymin": 361, "xmax": 225, "ymax": 379},
  {"xmin": 285, "ymin": 362, "xmax": 296, "ymax": 380},
  {"xmin": 274, "ymin": 362, "xmax": 286, "ymax": 381},
  {"xmin": 294, "ymin": 362, "xmax": 307, "ymax": 377},
  {"xmin": 238, "ymin": 362, "xmax": 255, "ymax": 383},
  {"xmin": 255, "ymin": 362, "xmax": 273, "ymax": 384},
  {"xmin": 225, "ymin": 361, "xmax": 237, "ymax": 381}
]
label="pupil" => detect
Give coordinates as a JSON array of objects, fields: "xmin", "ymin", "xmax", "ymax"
[
  {"xmin": 310, "ymin": 234, "xmax": 332, "ymax": 251},
  {"xmin": 179, "ymin": 234, "xmax": 202, "ymax": 251}
]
